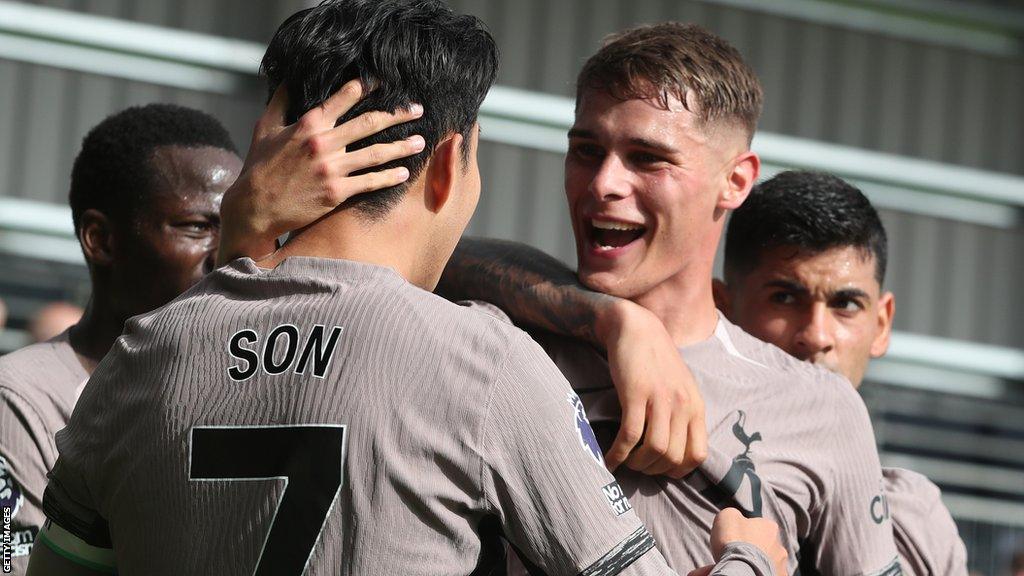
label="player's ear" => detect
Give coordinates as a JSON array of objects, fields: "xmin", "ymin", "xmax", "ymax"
[
  {"xmin": 78, "ymin": 208, "xmax": 116, "ymax": 268},
  {"xmin": 423, "ymin": 133, "xmax": 463, "ymax": 214},
  {"xmin": 719, "ymin": 151, "xmax": 759, "ymax": 210},
  {"xmin": 712, "ymin": 278, "xmax": 732, "ymax": 317},
  {"xmin": 870, "ymin": 291, "xmax": 895, "ymax": 358}
]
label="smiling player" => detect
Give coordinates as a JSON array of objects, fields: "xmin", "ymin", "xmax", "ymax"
[{"xmin": 27, "ymin": 2, "xmax": 786, "ymax": 575}]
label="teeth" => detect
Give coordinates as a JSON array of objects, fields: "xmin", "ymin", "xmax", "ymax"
[{"xmin": 591, "ymin": 219, "xmax": 643, "ymax": 231}]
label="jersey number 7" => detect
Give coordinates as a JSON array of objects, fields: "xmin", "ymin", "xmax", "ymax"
[{"xmin": 189, "ymin": 425, "xmax": 347, "ymax": 576}]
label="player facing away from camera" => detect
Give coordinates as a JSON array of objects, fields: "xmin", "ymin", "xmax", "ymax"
[
  {"xmin": 715, "ymin": 170, "xmax": 968, "ymax": 576},
  {"xmin": 3, "ymin": 74, "xmax": 421, "ymax": 576},
  {"xmin": 28, "ymin": 2, "xmax": 787, "ymax": 575},
  {"xmin": 0, "ymin": 104, "xmax": 242, "ymax": 574}
]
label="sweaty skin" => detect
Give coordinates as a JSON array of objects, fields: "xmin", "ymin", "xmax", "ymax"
[{"xmin": 718, "ymin": 245, "xmax": 894, "ymax": 388}]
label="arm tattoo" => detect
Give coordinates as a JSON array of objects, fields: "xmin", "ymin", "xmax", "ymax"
[{"xmin": 436, "ymin": 237, "xmax": 618, "ymax": 345}]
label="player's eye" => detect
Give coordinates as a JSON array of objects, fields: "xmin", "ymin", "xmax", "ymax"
[
  {"xmin": 831, "ymin": 297, "xmax": 864, "ymax": 315},
  {"xmin": 568, "ymin": 142, "xmax": 604, "ymax": 162},
  {"xmin": 768, "ymin": 291, "xmax": 797, "ymax": 305},
  {"xmin": 176, "ymin": 220, "xmax": 215, "ymax": 234},
  {"xmin": 629, "ymin": 151, "xmax": 665, "ymax": 166}
]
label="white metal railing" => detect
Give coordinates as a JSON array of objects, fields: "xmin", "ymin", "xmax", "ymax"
[
  {"xmin": 1, "ymin": 193, "xmax": 1022, "ymax": 398},
  {"xmin": 1, "ymin": 1, "xmax": 1022, "ymax": 229},
  {"xmin": 703, "ymin": 0, "xmax": 1023, "ymax": 58}
]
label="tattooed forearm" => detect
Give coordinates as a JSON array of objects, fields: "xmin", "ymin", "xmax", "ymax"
[{"xmin": 436, "ymin": 237, "xmax": 621, "ymax": 345}]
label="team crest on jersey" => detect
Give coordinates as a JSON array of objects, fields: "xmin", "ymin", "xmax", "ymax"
[
  {"xmin": 567, "ymin": 392, "xmax": 604, "ymax": 465},
  {"xmin": 0, "ymin": 455, "xmax": 22, "ymax": 518}
]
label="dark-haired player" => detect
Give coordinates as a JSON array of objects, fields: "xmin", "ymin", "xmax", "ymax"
[
  {"xmin": 28, "ymin": 2, "xmax": 785, "ymax": 575},
  {"xmin": 715, "ymin": 170, "xmax": 968, "ymax": 575},
  {"xmin": 0, "ymin": 103, "xmax": 241, "ymax": 574}
]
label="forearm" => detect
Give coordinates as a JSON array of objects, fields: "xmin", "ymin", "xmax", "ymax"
[{"xmin": 436, "ymin": 237, "xmax": 627, "ymax": 345}]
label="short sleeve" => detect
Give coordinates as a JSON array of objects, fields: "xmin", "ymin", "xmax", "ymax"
[
  {"xmin": 480, "ymin": 333, "xmax": 660, "ymax": 576},
  {"xmin": 805, "ymin": 378, "xmax": 901, "ymax": 575}
]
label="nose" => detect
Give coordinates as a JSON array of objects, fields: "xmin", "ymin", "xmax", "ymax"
[
  {"xmin": 589, "ymin": 154, "xmax": 632, "ymax": 201},
  {"xmin": 794, "ymin": 303, "xmax": 835, "ymax": 357}
]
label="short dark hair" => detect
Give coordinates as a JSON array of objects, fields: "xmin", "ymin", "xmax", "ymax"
[
  {"xmin": 577, "ymin": 22, "xmax": 763, "ymax": 141},
  {"xmin": 261, "ymin": 0, "xmax": 499, "ymax": 218},
  {"xmin": 69, "ymin": 104, "xmax": 238, "ymax": 235},
  {"xmin": 724, "ymin": 170, "xmax": 889, "ymax": 285}
]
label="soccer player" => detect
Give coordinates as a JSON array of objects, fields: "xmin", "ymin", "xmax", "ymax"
[
  {"xmin": 213, "ymin": 19, "xmax": 900, "ymax": 576},
  {"xmin": 0, "ymin": 104, "xmax": 242, "ymax": 573},
  {"xmin": 3, "ymin": 100, "xmax": 418, "ymax": 574},
  {"xmin": 715, "ymin": 170, "xmax": 968, "ymax": 575},
  {"xmin": 27, "ymin": 2, "xmax": 786, "ymax": 575}
]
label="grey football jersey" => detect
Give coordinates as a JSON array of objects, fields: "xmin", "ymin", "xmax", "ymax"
[
  {"xmin": 520, "ymin": 315, "xmax": 901, "ymax": 576},
  {"xmin": 41, "ymin": 258, "xmax": 772, "ymax": 576},
  {"xmin": 884, "ymin": 467, "xmax": 967, "ymax": 576},
  {"xmin": 0, "ymin": 331, "xmax": 88, "ymax": 573}
]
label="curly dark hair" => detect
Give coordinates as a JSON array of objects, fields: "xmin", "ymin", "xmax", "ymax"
[
  {"xmin": 724, "ymin": 170, "xmax": 888, "ymax": 285},
  {"xmin": 69, "ymin": 103, "xmax": 238, "ymax": 234}
]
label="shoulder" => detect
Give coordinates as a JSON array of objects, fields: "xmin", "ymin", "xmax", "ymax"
[
  {"xmin": 0, "ymin": 339, "xmax": 80, "ymax": 407},
  {"xmin": 885, "ymin": 467, "xmax": 967, "ymax": 573},
  {"xmin": 718, "ymin": 319, "xmax": 862, "ymax": 412},
  {"xmin": 883, "ymin": 467, "xmax": 944, "ymax": 514}
]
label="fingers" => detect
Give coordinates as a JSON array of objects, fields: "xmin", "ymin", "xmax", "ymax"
[
  {"xmin": 684, "ymin": 409, "xmax": 709, "ymax": 471},
  {"xmin": 666, "ymin": 405, "xmax": 708, "ymax": 478},
  {"xmin": 300, "ymin": 78, "xmax": 365, "ymax": 132},
  {"xmin": 330, "ymin": 104, "xmax": 425, "ymax": 147},
  {"xmin": 687, "ymin": 566, "xmax": 714, "ymax": 576},
  {"xmin": 337, "ymin": 136, "xmax": 426, "ymax": 173},
  {"xmin": 605, "ymin": 400, "xmax": 645, "ymax": 471},
  {"xmin": 254, "ymin": 85, "xmax": 290, "ymax": 140},
  {"xmin": 649, "ymin": 407, "xmax": 690, "ymax": 477},
  {"xmin": 624, "ymin": 399, "xmax": 669, "ymax": 472},
  {"xmin": 337, "ymin": 167, "xmax": 412, "ymax": 201}
]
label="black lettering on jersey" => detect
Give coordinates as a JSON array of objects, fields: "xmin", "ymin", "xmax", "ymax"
[
  {"xmin": 295, "ymin": 325, "xmax": 344, "ymax": 379},
  {"xmin": 228, "ymin": 329, "xmax": 260, "ymax": 381},
  {"xmin": 264, "ymin": 325, "xmax": 300, "ymax": 375},
  {"xmin": 228, "ymin": 325, "xmax": 344, "ymax": 381}
]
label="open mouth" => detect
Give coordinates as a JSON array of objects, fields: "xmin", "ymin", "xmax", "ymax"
[{"xmin": 587, "ymin": 218, "xmax": 646, "ymax": 252}]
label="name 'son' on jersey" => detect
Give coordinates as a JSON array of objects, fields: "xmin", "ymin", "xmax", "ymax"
[{"xmin": 228, "ymin": 324, "xmax": 345, "ymax": 382}]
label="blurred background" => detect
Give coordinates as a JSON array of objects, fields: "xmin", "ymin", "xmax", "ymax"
[{"xmin": 0, "ymin": 0, "xmax": 1022, "ymax": 573}]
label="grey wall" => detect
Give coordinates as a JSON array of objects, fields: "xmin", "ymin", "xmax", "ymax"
[{"xmin": 0, "ymin": 0, "xmax": 1021, "ymax": 349}]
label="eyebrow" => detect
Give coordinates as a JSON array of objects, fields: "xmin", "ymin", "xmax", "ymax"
[
  {"xmin": 567, "ymin": 129, "xmax": 678, "ymax": 155},
  {"xmin": 763, "ymin": 279, "xmax": 808, "ymax": 294},
  {"xmin": 763, "ymin": 280, "xmax": 870, "ymax": 301}
]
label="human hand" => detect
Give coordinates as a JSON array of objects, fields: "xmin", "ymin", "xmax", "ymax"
[
  {"xmin": 218, "ymin": 78, "xmax": 425, "ymax": 265},
  {"xmin": 596, "ymin": 300, "xmax": 707, "ymax": 477},
  {"xmin": 687, "ymin": 508, "xmax": 788, "ymax": 576}
]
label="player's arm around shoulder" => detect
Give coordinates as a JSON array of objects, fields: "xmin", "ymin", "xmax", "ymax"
[
  {"xmin": 479, "ymin": 333, "xmax": 785, "ymax": 576},
  {"xmin": 805, "ymin": 370, "xmax": 902, "ymax": 576}
]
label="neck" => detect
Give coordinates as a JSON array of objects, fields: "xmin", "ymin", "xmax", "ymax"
[
  {"xmin": 261, "ymin": 203, "xmax": 434, "ymax": 289},
  {"xmin": 632, "ymin": 235, "xmax": 723, "ymax": 347},
  {"xmin": 633, "ymin": 272, "xmax": 719, "ymax": 348},
  {"xmin": 67, "ymin": 294, "xmax": 125, "ymax": 373}
]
